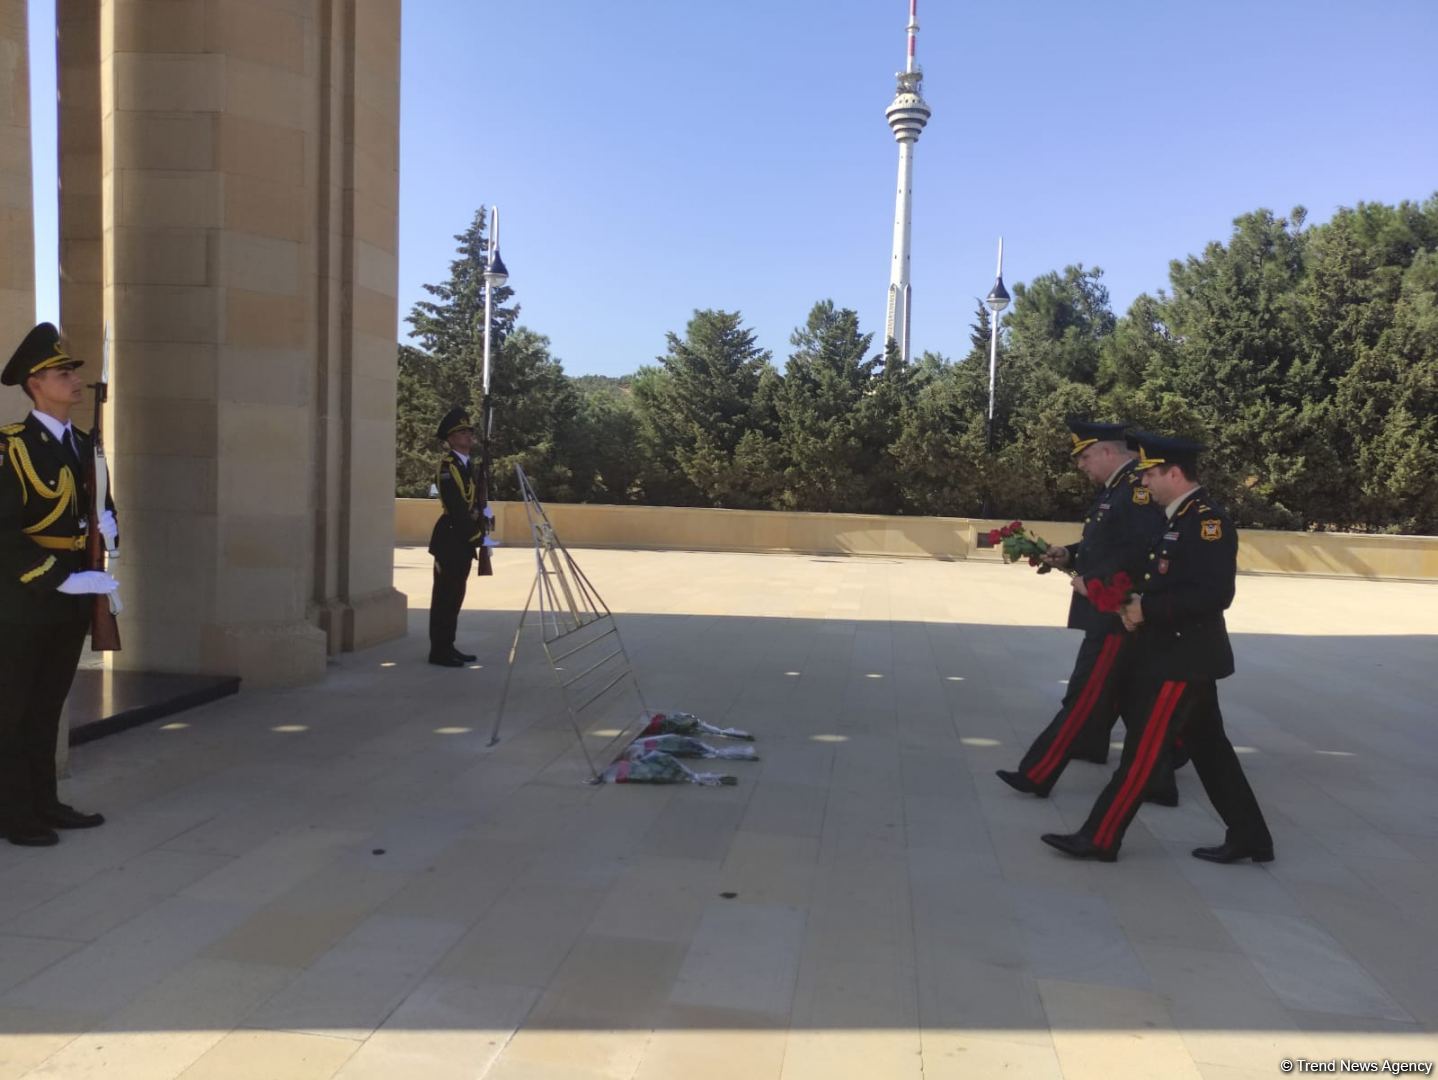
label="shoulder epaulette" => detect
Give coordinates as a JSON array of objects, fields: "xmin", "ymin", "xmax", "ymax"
[{"xmin": 0, "ymin": 423, "xmax": 23, "ymax": 435}]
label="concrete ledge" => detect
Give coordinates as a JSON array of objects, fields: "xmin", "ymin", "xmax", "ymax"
[{"xmin": 394, "ymin": 499, "xmax": 1438, "ymax": 583}]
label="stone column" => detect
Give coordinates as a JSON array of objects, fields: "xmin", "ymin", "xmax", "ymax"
[
  {"xmin": 0, "ymin": 0, "xmax": 34, "ymax": 417},
  {"xmin": 101, "ymin": 0, "xmax": 405, "ymax": 687},
  {"xmin": 310, "ymin": 0, "xmax": 406, "ymax": 653},
  {"xmin": 58, "ymin": 0, "xmax": 103, "ymax": 391}
]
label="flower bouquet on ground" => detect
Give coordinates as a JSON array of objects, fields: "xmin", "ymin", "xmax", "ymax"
[
  {"xmin": 601, "ymin": 750, "xmax": 738, "ymax": 786},
  {"xmin": 988, "ymin": 521, "xmax": 1073, "ymax": 576},
  {"xmin": 639, "ymin": 711, "xmax": 754, "ymax": 741},
  {"xmin": 624, "ymin": 734, "xmax": 759, "ymax": 762},
  {"xmin": 1085, "ymin": 571, "xmax": 1135, "ymax": 614}
]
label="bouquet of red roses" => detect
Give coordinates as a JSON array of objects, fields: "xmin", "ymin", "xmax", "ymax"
[
  {"xmin": 1086, "ymin": 571, "xmax": 1135, "ymax": 613},
  {"xmin": 989, "ymin": 521, "xmax": 1072, "ymax": 575}
]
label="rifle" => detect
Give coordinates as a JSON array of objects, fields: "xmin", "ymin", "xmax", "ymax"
[
  {"xmin": 476, "ymin": 403, "xmax": 494, "ymax": 577},
  {"xmin": 85, "ymin": 324, "xmax": 121, "ymax": 651}
]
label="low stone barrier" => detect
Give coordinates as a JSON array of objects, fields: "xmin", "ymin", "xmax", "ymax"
[{"xmin": 395, "ymin": 499, "xmax": 1438, "ymax": 582}]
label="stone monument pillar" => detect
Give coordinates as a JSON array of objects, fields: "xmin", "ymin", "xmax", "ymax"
[
  {"xmin": 94, "ymin": 0, "xmax": 406, "ymax": 687},
  {"xmin": 0, "ymin": 0, "xmax": 34, "ymax": 417}
]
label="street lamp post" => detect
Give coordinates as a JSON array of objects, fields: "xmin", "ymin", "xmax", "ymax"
[
  {"xmin": 984, "ymin": 236, "xmax": 1009, "ymax": 453},
  {"xmin": 481, "ymin": 205, "xmax": 509, "ymax": 407},
  {"xmin": 476, "ymin": 206, "xmax": 508, "ymax": 577},
  {"xmin": 981, "ymin": 238, "xmax": 1010, "ymax": 524}
]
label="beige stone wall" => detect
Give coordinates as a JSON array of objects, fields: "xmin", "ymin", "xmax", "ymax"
[
  {"xmin": 57, "ymin": 0, "xmax": 103, "ymax": 421},
  {"xmin": 98, "ymin": 0, "xmax": 405, "ymax": 687},
  {"xmin": 0, "ymin": 0, "xmax": 34, "ymax": 418},
  {"xmin": 395, "ymin": 500, "xmax": 1438, "ymax": 583}
]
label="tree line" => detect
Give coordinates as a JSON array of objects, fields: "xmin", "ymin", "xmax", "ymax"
[{"xmin": 396, "ymin": 196, "xmax": 1438, "ymax": 534}]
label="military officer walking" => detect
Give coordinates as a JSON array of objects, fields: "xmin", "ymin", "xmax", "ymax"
[
  {"xmin": 997, "ymin": 419, "xmax": 1174, "ymax": 801},
  {"xmin": 0, "ymin": 323, "xmax": 115, "ymax": 846},
  {"xmin": 1041, "ymin": 433, "xmax": 1274, "ymax": 864},
  {"xmin": 427, "ymin": 406, "xmax": 490, "ymax": 667}
]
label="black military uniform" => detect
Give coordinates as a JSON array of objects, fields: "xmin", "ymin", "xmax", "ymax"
[
  {"xmin": 999, "ymin": 420, "xmax": 1169, "ymax": 797},
  {"xmin": 428, "ymin": 406, "xmax": 487, "ymax": 667},
  {"xmin": 1043, "ymin": 434, "xmax": 1273, "ymax": 863},
  {"xmin": 0, "ymin": 323, "xmax": 112, "ymax": 846}
]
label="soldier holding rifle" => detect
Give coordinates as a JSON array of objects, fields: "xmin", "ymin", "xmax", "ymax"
[
  {"xmin": 427, "ymin": 406, "xmax": 492, "ymax": 667},
  {"xmin": 0, "ymin": 323, "xmax": 115, "ymax": 847}
]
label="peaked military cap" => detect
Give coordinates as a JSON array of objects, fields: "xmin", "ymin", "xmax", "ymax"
[
  {"xmin": 2, "ymin": 323, "xmax": 82, "ymax": 387},
  {"xmin": 1129, "ymin": 431, "xmax": 1206, "ymax": 473},
  {"xmin": 436, "ymin": 405, "xmax": 475, "ymax": 441},
  {"xmin": 1066, "ymin": 417, "xmax": 1129, "ymax": 456}
]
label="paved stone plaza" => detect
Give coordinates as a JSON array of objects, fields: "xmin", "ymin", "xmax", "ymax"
[{"xmin": 2, "ymin": 546, "xmax": 1436, "ymax": 1079}]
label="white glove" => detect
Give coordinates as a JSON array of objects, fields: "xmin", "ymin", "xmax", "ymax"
[
  {"xmin": 482, "ymin": 536, "xmax": 501, "ymax": 548},
  {"xmin": 57, "ymin": 570, "xmax": 119, "ymax": 595},
  {"xmin": 482, "ymin": 506, "xmax": 495, "ymax": 520},
  {"xmin": 99, "ymin": 509, "xmax": 118, "ymax": 544}
]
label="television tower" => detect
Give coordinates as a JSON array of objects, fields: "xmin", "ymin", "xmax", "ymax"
[{"xmin": 884, "ymin": 0, "xmax": 931, "ymax": 363}]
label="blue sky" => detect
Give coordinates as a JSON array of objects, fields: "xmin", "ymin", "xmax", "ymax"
[{"xmin": 29, "ymin": 0, "xmax": 1438, "ymax": 376}]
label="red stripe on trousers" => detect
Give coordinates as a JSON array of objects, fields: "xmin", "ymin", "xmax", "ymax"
[
  {"xmin": 1027, "ymin": 634, "xmax": 1124, "ymax": 785},
  {"xmin": 1094, "ymin": 680, "xmax": 1186, "ymax": 851}
]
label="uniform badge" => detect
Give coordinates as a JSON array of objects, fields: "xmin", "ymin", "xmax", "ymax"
[
  {"xmin": 1132, "ymin": 488, "xmax": 1151, "ymax": 505},
  {"xmin": 1200, "ymin": 519, "xmax": 1222, "ymax": 541},
  {"xmin": 1157, "ymin": 558, "xmax": 1170, "ymax": 574}
]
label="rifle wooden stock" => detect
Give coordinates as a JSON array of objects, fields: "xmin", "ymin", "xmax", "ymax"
[
  {"xmin": 477, "ymin": 429, "xmax": 494, "ymax": 577},
  {"xmin": 85, "ymin": 388, "xmax": 121, "ymax": 652}
]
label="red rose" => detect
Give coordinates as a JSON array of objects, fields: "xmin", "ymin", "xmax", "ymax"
[
  {"xmin": 1028, "ymin": 556, "xmax": 1040, "ymax": 567},
  {"xmin": 1112, "ymin": 571, "xmax": 1133, "ymax": 593},
  {"xmin": 987, "ymin": 529, "xmax": 1002, "ymax": 545},
  {"xmin": 1088, "ymin": 579, "xmax": 1121, "ymax": 613},
  {"xmin": 1008, "ymin": 521, "xmax": 1023, "ymax": 534}
]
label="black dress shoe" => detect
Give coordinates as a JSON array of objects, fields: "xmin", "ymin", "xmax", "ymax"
[
  {"xmin": 4, "ymin": 822, "xmax": 60, "ymax": 847},
  {"xmin": 1144, "ymin": 789, "xmax": 1180, "ymax": 807},
  {"xmin": 995, "ymin": 770, "xmax": 1047, "ymax": 797},
  {"xmin": 40, "ymin": 804, "xmax": 105, "ymax": 829},
  {"xmin": 449, "ymin": 648, "xmax": 478, "ymax": 663},
  {"xmin": 1192, "ymin": 841, "xmax": 1274, "ymax": 864},
  {"xmin": 428, "ymin": 653, "xmax": 465, "ymax": 668},
  {"xmin": 1041, "ymin": 832, "xmax": 1117, "ymax": 862}
]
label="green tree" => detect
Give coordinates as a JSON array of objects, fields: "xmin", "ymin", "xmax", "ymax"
[
  {"xmin": 631, "ymin": 310, "xmax": 782, "ymax": 508},
  {"xmin": 774, "ymin": 301, "xmax": 899, "ymax": 513},
  {"xmin": 395, "ymin": 207, "xmax": 584, "ymax": 502}
]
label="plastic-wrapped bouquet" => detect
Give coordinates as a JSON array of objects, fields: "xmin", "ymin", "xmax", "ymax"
[
  {"xmin": 623, "ymin": 734, "xmax": 759, "ymax": 762},
  {"xmin": 601, "ymin": 750, "xmax": 738, "ymax": 786},
  {"xmin": 639, "ymin": 711, "xmax": 754, "ymax": 741}
]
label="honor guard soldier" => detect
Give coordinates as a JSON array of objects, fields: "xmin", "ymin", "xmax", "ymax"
[
  {"xmin": 0, "ymin": 323, "xmax": 115, "ymax": 846},
  {"xmin": 1042, "ymin": 433, "xmax": 1275, "ymax": 864},
  {"xmin": 997, "ymin": 419, "xmax": 1175, "ymax": 802},
  {"xmin": 427, "ymin": 406, "xmax": 490, "ymax": 667}
]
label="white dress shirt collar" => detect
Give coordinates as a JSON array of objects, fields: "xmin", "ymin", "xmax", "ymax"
[
  {"xmin": 30, "ymin": 409, "xmax": 73, "ymax": 444},
  {"xmin": 1166, "ymin": 486, "xmax": 1202, "ymax": 520}
]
